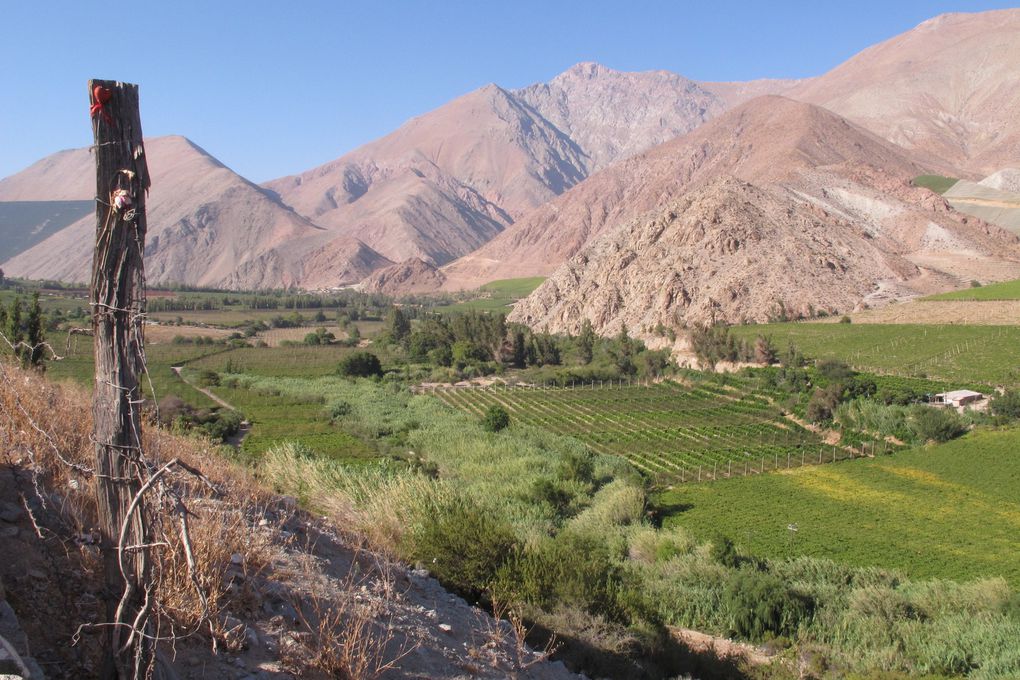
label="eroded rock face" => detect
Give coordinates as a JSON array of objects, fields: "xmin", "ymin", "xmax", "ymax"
[{"xmin": 509, "ymin": 175, "xmax": 1020, "ymax": 336}]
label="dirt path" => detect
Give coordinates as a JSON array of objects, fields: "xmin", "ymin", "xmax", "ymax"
[
  {"xmin": 171, "ymin": 365, "xmax": 237, "ymax": 411},
  {"xmin": 671, "ymin": 627, "xmax": 775, "ymax": 667},
  {"xmin": 171, "ymin": 366, "xmax": 251, "ymax": 446}
]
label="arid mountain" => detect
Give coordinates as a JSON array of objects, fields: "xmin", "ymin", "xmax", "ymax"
[
  {"xmin": 265, "ymin": 62, "xmax": 774, "ymax": 272},
  {"xmin": 487, "ymin": 97, "xmax": 1020, "ymax": 334},
  {"xmin": 360, "ymin": 257, "xmax": 447, "ymax": 295},
  {"xmin": 510, "ymin": 179, "xmax": 916, "ymax": 334},
  {"xmin": 2, "ymin": 137, "xmax": 390, "ymax": 289},
  {"xmin": 510, "ymin": 173, "xmax": 1020, "ymax": 335},
  {"xmin": 0, "ymin": 150, "xmax": 95, "ymax": 201},
  {"xmin": 790, "ymin": 9, "xmax": 1020, "ymax": 175},
  {"xmin": 442, "ymin": 96, "xmax": 945, "ymax": 288},
  {"xmin": 263, "ymin": 84, "xmax": 589, "ymax": 265},
  {"xmin": 514, "ymin": 62, "xmax": 724, "ymax": 171}
]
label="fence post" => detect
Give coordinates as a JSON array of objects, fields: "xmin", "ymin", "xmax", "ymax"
[{"xmin": 88, "ymin": 79, "xmax": 156, "ymax": 678}]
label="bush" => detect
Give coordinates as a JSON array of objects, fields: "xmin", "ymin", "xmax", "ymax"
[
  {"xmin": 910, "ymin": 406, "xmax": 967, "ymax": 443},
  {"xmin": 406, "ymin": 496, "xmax": 518, "ymax": 600},
  {"xmin": 806, "ymin": 385, "xmax": 842, "ymax": 423},
  {"xmin": 991, "ymin": 391, "xmax": 1020, "ymax": 420},
  {"xmin": 481, "ymin": 405, "xmax": 510, "ymax": 432},
  {"xmin": 722, "ymin": 570, "xmax": 811, "ymax": 641},
  {"xmin": 195, "ymin": 369, "xmax": 220, "ymax": 387},
  {"xmin": 337, "ymin": 351, "xmax": 383, "ymax": 378}
]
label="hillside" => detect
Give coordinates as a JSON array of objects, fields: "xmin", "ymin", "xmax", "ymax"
[
  {"xmin": 2, "ymin": 137, "xmax": 391, "ymax": 289},
  {"xmin": 263, "ymin": 84, "xmax": 587, "ymax": 266},
  {"xmin": 446, "ymin": 96, "xmax": 1019, "ymax": 294},
  {"xmin": 503, "ymin": 98, "xmax": 1020, "ymax": 334},
  {"xmin": 790, "ymin": 9, "xmax": 1020, "ymax": 174},
  {"xmin": 509, "ymin": 178, "xmax": 921, "ymax": 333},
  {"xmin": 0, "ymin": 200, "xmax": 93, "ymax": 262},
  {"xmin": 514, "ymin": 62, "xmax": 724, "ymax": 171}
]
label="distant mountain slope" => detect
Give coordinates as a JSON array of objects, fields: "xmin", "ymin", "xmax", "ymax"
[
  {"xmin": 488, "ymin": 97, "xmax": 1020, "ymax": 334},
  {"xmin": 263, "ymin": 84, "xmax": 588, "ymax": 266},
  {"xmin": 2, "ymin": 137, "xmax": 389, "ymax": 289},
  {"xmin": 442, "ymin": 95, "xmax": 960, "ymax": 289},
  {"xmin": 789, "ymin": 9, "xmax": 1020, "ymax": 175},
  {"xmin": 0, "ymin": 201, "xmax": 93, "ymax": 262},
  {"xmin": 0, "ymin": 150, "xmax": 95, "ymax": 201},
  {"xmin": 513, "ymin": 62, "xmax": 725, "ymax": 171}
]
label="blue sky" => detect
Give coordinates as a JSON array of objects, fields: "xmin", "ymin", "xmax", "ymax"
[{"xmin": 0, "ymin": 0, "xmax": 1015, "ymax": 183}]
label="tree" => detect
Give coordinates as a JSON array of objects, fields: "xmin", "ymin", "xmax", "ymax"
[
  {"xmin": 577, "ymin": 319, "xmax": 595, "ymax": 365},
  {"xmin": 613, "ymin": 324, "xmax": 637, "ymax": 376},
  {"xmin": 481, "ymin": 405, "xmax": 510, "ymax": 432},
  {"xmin": 991, "ymin": 390, "xmax": 1020, "ymax": 420},
  {"xmin": 337, "ymin": 351, "xmax": 383, "ymax": 378},
  {"xmin": 386, "ymin": 306, "xmax": 411, "ymax": 343},
  {"xmin": 25, "ymin": 292, "xmax": 45, "ymax": 367},
  {"xmin": 753, "ymin": 335, "xmax": 777, "ymax": 365}
]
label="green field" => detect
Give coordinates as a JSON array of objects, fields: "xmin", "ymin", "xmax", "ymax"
[
  {"xmin": 430, "ymin": 276, "xmax": 545, "ymax": 313},
  {"xmin": 731, "ymin": 323, "xmax": 1020, "ymax": 386},
  {"xmin": 913, "ymin": 174, "xmax": 959, "ymax": 194},
  {"xmin": 433, "ymin": 381, "xmax": 845, "ymax": 483},
  {"xmin": 924, "ymin": 278, "xmax": 1020, "ymax": 301},
  {"xmin": 657, "ymin": 427, "xmax": 1020, "ymax": 587}
]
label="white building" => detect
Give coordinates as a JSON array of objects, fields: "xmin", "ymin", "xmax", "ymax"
[{"xmin": 932, "ymin": 390, "xmax": 983, "ymax": 407}]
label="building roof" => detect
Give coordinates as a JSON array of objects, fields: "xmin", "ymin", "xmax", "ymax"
[{"xmin": 935, "ymin": 389, "xmax": 983, "ymax": 400}]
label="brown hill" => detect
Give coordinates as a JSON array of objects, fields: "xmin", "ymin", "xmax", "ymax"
[
  {"xmin": 441, "ymin": 96, "xmax": 944, "ymax": 288},
  {"xmin": 360, "ymin": 257, "xmax": 447, "ymax": 295},
  {"xmin": 509, "ymin": 178, "xmax": 913, "ymax": 333},
  {"xmin": 514, "ymin": 62, "xmax": 724, "ymax": 171},
  {"xmin": 263, "ymin": 84, "xmax": 589, "ymax": 265},
  {"xmin": 789, "ymin": 9, "xmax": 1020, "ymax": 175},
  {"xmin": 509, "ymin": 174, "xmax": 1020, "ymax": 335},
  {"xmin": 0, "ymin": 149, "xmax": 95, "ymax": 201},
  {"xmin": 2, "ymin": 137, "xmax": 390, "ymax": 289}
]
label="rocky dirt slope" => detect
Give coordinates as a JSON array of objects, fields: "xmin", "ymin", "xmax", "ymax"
[{"xmin": 509, "ymin": 178, "xmax": 919, "ymax": 334}]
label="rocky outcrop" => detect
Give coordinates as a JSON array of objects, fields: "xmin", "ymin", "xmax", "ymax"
[{"xmin": 360, "ymin": 257, "xmax": 447, "ymax": 295}]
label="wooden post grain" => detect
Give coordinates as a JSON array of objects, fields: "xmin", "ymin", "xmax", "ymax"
[{"xmin": 89, "ymin": 79, "xmax": 153, "ymax": 679}]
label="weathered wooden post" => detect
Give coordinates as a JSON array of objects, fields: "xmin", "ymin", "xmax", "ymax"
[{"xmin": 88, "ymin": 79, "xmax": 153, "ymax": 679}]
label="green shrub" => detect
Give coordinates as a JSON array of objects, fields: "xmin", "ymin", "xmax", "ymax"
[
  {"xmin": 481, "ymin": 405, "xmax": 510, "ymax": 432},
  {"xmin": 722, "ymin": 570, "xmax": 811, "ymax": 641},
  {"xmin": 910, "ymin": 406, "xmax": 966, "ymax": 443},
  {"xmin": 195, "ymin": 369, "xmax": 220, "ymax": 387},
  {"xmin": 406, "ymin": 495, "xmax": 518, "ymax": 600},
  {"xmin": 337, "ymin": 351, "xmax": 383, "ymax": 378},
  {"xmin": 991, "ymin": 390, "xmax": 1020, "ymax": 420},
  {"xmin": 709, "ymin": 534, "xmax": 741, "ymax": 568}
]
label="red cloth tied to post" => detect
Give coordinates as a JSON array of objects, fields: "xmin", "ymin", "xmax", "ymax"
[{"xmin": 90, "ymin": 85, "xmax": 113, "ymax": 125}]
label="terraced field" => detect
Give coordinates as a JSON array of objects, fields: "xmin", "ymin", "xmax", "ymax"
[{"xmin": 432, "ymin": 381, "xmax": 849, "ymax": 483}]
